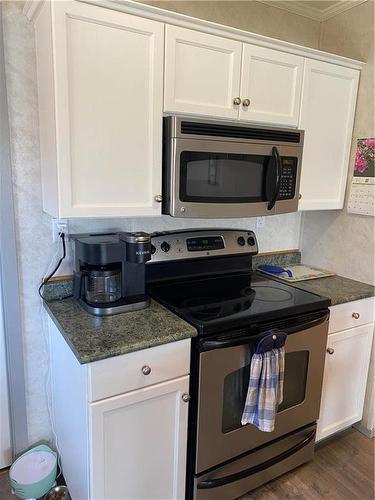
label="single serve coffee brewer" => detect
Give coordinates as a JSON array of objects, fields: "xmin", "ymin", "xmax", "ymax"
[{"xmin": 71, "ymin": 232, "xmax": 151, "ymax": 316}]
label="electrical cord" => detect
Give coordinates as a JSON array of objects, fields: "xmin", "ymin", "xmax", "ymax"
[{"xmin": 38, "ymin": 232, "xmax": 72, "ymax": 300}]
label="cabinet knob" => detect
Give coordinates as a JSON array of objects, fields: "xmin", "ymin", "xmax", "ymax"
[
  {"xmin": 233, "ymin": 97, "xmax": 242, "ymax": 105},
  {"xmin": 327, "ymin": 348, "xmax": 334, "ymax": 355},
  {"xmin": 182, "ymin": 393, "xmax": 191, "ymax": 403},
  {"xmin": 352, "ymin": 312, "xmax": 360, "ymax": 319},
  {"xmin": 141, "ymin": 365, "xmax": 151, "ymax": 375},
  {"xmin": 154, "ymin": 195, "xmax": 163, "ymax": 203},
  {"xmin": 299, "ymin": 194, "xmax": 302, "ymax": 200},
  {"xmin": 242, "ymin": 98, "xmax": 251, "ymax": 107}
]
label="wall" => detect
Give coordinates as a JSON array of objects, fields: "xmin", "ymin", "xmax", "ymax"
[
  {"xmin": 301, "ymin": 1, "xmax": 374, "ymax": 286},
  {"xmin": 142, "ymin": 0, "xmax": 320, "ymax": 47},
  {"xmin": 2, "ymin": 1, "xmax": 320, "ymax": 444},
  {"xmin": 300, "ymin": 0, "xmax": 374, "ymax": 433}
]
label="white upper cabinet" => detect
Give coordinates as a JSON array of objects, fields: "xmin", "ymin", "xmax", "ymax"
[
  {"xmin": 164, "ymin": 27, "xmax": 303, "ymax": 126},
  {"xmin": 28, "ymin": 0, "xmax": 362, "ymax": 217},
  {"xmin": 35, "ymin": 1, "xmax": 164, "ymax": 217},
  {"xmin": 239, "ymin": 45, "xmax": 303, "ymax": 126},
  {"xmin": 164, "ymin": 25, "xmax": 242, "ymax": 119},
  {"xmin": 298, "ymin": 60, "xmax": 359, "ymax": 210}
]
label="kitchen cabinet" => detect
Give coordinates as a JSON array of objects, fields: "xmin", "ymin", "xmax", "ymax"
[
  {"xmin": 48, "ymin": 318, "xmax": 191, "ymax": 499},
  {"xmin": 298, "ymin": 60, "xmax": 359, "ymax": 210},
  {"xmin": 316, "ymin": 298, "xmax": 374, "ymax": 441},
  {"xmin": 239, "ymin": 44, "xmax": 303, "ymax": 125},
  {"xmin": 164, "ymin": 25, "xmax": 242, "ymax": 119},
  {"xmin": 164, "ymin": 25, "xmax": 303, "ymax": 126},
  {"xmin": 90, "ymin": 377, "xmax": 189, "ymax": 500},
  {"xmin": 34, "ymin": 1, "xmax": 164, "ymax": 217},
  {"xmin": 26, "ymin": 0, "xmax": 363, "ymax": 217}
]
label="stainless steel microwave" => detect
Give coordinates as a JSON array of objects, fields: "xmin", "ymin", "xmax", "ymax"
[{"xmin": 162, "ymin": 116, "xmax": 304, "ymax": 218}]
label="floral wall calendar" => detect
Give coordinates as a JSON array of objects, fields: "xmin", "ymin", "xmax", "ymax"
[{"xmin": 347, "ymin": 138, "xmax": 375, "ymax": 216}]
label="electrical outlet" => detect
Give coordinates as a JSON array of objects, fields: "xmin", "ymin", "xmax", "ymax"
[
  {"xmin": 256, "ymin": 216, "xmax": 266, "ymax": 229},
  {"xmin": 52, "ymin": 219, "xmax": 69, "ymax": 243}
]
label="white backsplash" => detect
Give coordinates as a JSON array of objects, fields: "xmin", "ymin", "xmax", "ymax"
[{"xmin": 2, "ymin": 1, "xmax": 302, "ymax": 445}]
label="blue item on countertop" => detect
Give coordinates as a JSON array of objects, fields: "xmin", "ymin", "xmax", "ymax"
[{"xmin": 258, "ymin": 264, "xmax": 293, "ymax": 278}]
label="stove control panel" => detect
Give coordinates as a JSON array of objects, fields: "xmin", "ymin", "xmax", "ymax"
[{"xmin": 148, "ymin": 230, "xmax": 258, "ymax": 262}]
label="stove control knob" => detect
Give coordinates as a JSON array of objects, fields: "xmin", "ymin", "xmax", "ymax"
[
  {"xmin": 151, "ymin": 244, "xmax": 156, "ymax": 254},
  {"xmin": 247, "ymin": 236, "xmax": 255, "ymax": 246},
  {"xmin": 237, "ymin": 236, "xmax": 245, "ymax": 246},
  {"xmin": 161, "ymin": 241, "xmax": 170, "ymax": 252}
]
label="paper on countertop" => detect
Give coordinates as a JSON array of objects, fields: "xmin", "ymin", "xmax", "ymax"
[{"xmin": 258, "ymin": 264, "xmax": 335, "ymax": 282}]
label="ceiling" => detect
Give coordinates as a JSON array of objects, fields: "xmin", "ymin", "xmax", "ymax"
[{"xmin": 258, "ymin": 0, "xmax": 368, "ymax": 21}]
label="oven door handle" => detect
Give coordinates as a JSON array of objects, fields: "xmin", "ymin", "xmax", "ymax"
[
  {"xmin": 267, "ymin": 146, "xmax": 282, "ymax": 211},
  {"xmin": 201, "ymin": 311, "xmax": 329, "ymax": 351},
  {"xmin": 197, "ymin": 428, "xmax": 316, "ymax": 490}
]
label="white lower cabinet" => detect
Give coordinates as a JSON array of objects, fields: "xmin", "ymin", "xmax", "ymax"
[
  {"xmin": 48, "ymin": 319, "xmax": 191, "ymax": 500},
  {"xmin": 316, "ymin": 300, "xmax": 374, "ymax": 442},
  {"xmin": 90, "ymin": 376, "xmax": 189, "ymax": 500}
]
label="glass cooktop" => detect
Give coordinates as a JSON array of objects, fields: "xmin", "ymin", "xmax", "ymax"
[{"xmin": 149, "ymin": 272, "xmax": 330, "ymax": 335}]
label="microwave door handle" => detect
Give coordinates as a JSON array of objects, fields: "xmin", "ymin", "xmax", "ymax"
[
  {"xmin": 267, "ymin": 147, "xmax": 282, "ymax": 210},
  {"xmin": 197, "ymin": 428, "xmax": 316, "ymax": 490}
]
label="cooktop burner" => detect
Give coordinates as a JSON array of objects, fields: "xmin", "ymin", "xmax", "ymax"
[
  {"xmin": 148, "ymin": 272, "xmax": 330, "ymax": 335},
  {"xmin": 251, "ymin": 285, "xmax": 293, "ymax": 302}
]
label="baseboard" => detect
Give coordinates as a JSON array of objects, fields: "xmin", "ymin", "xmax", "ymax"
[{"xmin": 353, "ymin": 422, "xmax": 375, "ymax": 438}]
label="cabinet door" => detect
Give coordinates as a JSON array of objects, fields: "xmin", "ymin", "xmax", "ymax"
[
  {"xmin": 90, "ymin": 376, "xmax": 189, "ymax": 500},
  {"xmin": 164, "ymin": 25, "xmax": 242, "ymax": 119},
  {"xmin": 299, "ymin": 60, "xmax": 359, "ymax": 210},
  {"xmin": 52, "ymin": 2, "xmax": 163, "ymax": 217},
  {"xmin": 239, "ymin": 45, "xmax": 303, "ymax": 126},
  {"xmin": 316, "ymin": 323, "xmax": 373, "ymax": 442}
]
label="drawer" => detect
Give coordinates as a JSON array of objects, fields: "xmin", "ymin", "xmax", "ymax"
[
  {"xmin": 88, "ymin": 339, "xmax": 191, "ymax": 402},
  {"xmin": 329, "ymin": 297, "xmax": 375, "ymax": 334}
]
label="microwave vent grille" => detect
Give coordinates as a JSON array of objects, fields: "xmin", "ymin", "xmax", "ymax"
[{"xmin": 180, "ymin": 121, "xmax": 301, "ymax": 143}]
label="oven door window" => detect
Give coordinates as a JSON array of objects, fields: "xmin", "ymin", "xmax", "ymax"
[
  {"xmin": 179, "ymin": 151, "xmax": 271, "ymax": 203},
  {"xmin": 222, "ymin": 351, "xmax": 309, "ymax": 434}
]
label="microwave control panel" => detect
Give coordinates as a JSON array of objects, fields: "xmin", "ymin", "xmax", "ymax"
[{"xmin": 278, "ymin": 158, "xmax": 297, "ymax": 200}]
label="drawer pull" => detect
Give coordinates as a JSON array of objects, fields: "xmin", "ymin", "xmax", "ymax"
[
  {"xmin": 141, "ymin": 365, "xmax": 151, "ymax": 376},
  {"xmin": 182, "ymin": 393, "xmax": 191, "ymax": 403},
  {"xmin": 352, "ymin": 312, "xmax": 360, "ymax": 319},
  {"xmin": 327, "ymin": 348, "xmax": 334, "ymax": 355}
]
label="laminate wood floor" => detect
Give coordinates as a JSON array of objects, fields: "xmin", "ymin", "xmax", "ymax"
[
  {"xmin": 0, "ymin": 428, "xmax": 373, "ymax": 499},
  {"xmin": 240, "ymin": 428, "xmax": 374, "ymax": 500}
]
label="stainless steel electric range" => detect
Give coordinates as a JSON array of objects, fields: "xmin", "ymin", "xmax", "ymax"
[{"xmin": 146, "ymin": 229, "xmax": 331, "ymax": 500}]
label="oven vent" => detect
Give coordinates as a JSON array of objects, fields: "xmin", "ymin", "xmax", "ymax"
[{"xmin": 180, "ymin": 121, "xmax": 301, "ymax": 143}]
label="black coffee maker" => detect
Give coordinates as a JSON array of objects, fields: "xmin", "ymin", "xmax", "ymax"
[{"xmin": 71, "ymin": 232, "xmax": 151, "ymax": 316}]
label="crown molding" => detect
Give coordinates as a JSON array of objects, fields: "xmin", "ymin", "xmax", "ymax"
[
  {"xmin": 257, "ymin": 0, "xmax": 368, "ymax": 22},
  {"xmin": 23, "ymin": 0, "xmax": 365, "ymax": 69}
]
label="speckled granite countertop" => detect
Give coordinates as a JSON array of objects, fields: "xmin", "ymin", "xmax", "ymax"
[
  {"xmin": 44, "ymin": 250, "xmax": 374, "ymax": 365},
  {"xmin": 44, "ymin": 298, "xmax": 197, "ymax": 365},
  {"xmin": 287, "ymin": 275, "xmax": 375, "ymax": 306}
]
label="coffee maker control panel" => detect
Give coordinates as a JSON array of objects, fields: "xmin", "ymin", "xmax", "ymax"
[{"xmin": 149, "ymin": 230, "xmax": 258, "ymax": 263}]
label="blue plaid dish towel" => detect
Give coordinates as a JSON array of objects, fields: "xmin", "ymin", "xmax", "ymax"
[{"xmin": 241, "ymin": 330, "xmax": 286, "ymax": 432}]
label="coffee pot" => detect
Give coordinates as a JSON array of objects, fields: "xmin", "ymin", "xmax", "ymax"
[{"xmin": 71, "ymin": 232, "xmax": 151, "ymax": 316}]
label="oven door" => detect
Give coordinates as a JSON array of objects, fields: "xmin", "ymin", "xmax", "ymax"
[
  {"xmin": 166, "ymin": 139, "xmax": 302, "ymax": 218},
  {"xmin": 195, "ymin": 311, "xmax": 329, "ymax": 474}
]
